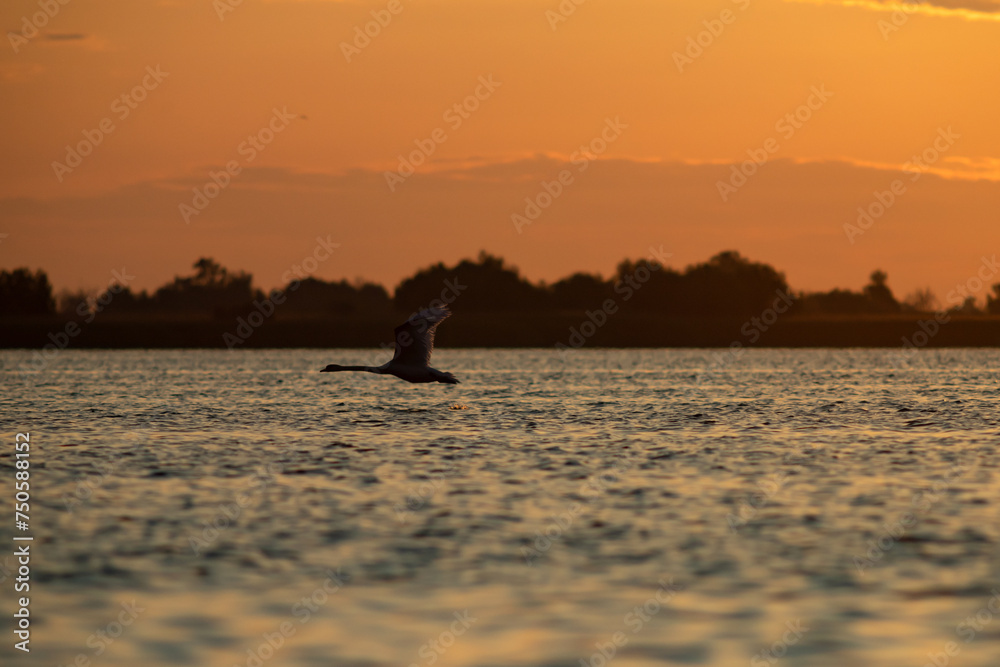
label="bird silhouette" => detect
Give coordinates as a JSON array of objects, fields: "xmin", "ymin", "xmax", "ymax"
[{"xmin": 320, "ymin": 307, "xmax": 459, "ymax": 384}]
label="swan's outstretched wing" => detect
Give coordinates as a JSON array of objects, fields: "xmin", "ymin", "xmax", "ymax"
[{"xmin": 392, "ymin": 307, "xmax": 450, "ymax": 367}]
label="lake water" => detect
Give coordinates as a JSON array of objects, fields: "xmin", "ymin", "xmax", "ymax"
[{"xmin": 1, "ymin": 348, "xmax": 999, "ymax": 667}]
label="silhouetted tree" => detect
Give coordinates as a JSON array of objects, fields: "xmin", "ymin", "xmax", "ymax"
[
  {"xmin": 951, "ymin": 296, "xmax": 981, "ymax": 315},
  {"xmin": 550, "ymin": 273, "xmax": 613, "ymax": 310},
  {"xmin": 796, "ymin": 289, "xmax": 873, "ymax": 315},
  {"xmin": 675, "ymin": 251, "xmax": 788, "ymax": 318},
  {"xmin": 153, "ymin": 258, "xmax": 254, "ymax": 316},
  {"xmin": 56, "ymin": 288, "xmax": 94, "ymax": 316},
  {"xmin": 393, "ymin": 251, "xmax": 548, "ymax": 313},
  {"xmin": 798, "ymin": 270, "xmax": 903, "ymax": 315},
  {"xmin": 986, "ymin": 284, "xmax": 1000, "ymax": 315},
  {"xmin": 12, "ymin": 252, "xmax": 987, "ymax": 323},
  {"xmin": 96, "ymin": 287, "xmax": 156, "ymax": 315},
  {"xmin": 863, "ymin": 270, "xmax": 900, "ymax": 313},
  {"xmin": 282, "ymin": 277, "xmax": 391, "ymax": 315},
  {"xmin": 0, "ymin": 268, "xmax": 54, "ymax": 316},
  {"xmin": 903, "ymin": 287, "xmax": 937, "ymax": 313},
  {"xmin": 612, "ymin": 259, "xmax": 683, "ymax": 312}
]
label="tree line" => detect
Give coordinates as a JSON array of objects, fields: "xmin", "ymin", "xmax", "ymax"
[{"xmin": 3, "ymin": 251, "xmax": 1000, "ymax": 319}]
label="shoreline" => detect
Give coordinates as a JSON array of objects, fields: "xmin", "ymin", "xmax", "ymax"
[{"xmin": 2, "ymin": 314, "xmax": 998, "ymax": 349}]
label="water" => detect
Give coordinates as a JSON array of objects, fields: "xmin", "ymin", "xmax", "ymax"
[{"xmin": 1, "ymin": 348, "xmax": 999, "ymax": 667}]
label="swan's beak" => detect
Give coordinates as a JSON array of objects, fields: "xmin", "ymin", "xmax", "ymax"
[{"xmin": 319, "ymin": 367, "xmax": 331, "ymax": 372}]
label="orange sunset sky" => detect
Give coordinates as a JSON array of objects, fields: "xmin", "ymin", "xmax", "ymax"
[{"xmin": 2, "ymin": 0, "xmax": 999, "ymax": 304}]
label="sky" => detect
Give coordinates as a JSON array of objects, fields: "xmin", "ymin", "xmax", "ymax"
[{"xmin": 2, "ymin": 0, "xmax": 999, "ymax": 305}]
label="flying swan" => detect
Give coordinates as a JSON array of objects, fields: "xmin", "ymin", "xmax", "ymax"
[{"xmin": 320, "ymin": 307, "xmax": 459, "ymax": 384}]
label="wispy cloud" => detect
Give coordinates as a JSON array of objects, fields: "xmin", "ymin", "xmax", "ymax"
[
  {"xmin": 42, "ymin": 33, "xmax": 88, "ymax": 41},
  {"xmin": 785, "ymin": 0, "xmax": 1000, "ymax": 21},
  {"xmin": 679, "ymin": 154, "xmax": 1000, "ymax": 182},
  {"xmin": 37, "ymin": 33, "xmax": 112, "ymax": 51}
]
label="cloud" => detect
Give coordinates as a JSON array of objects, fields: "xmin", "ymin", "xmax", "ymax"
[
  {"xmin": 757, "ymin": 156, "xmax": 1000, "ymax": 182},
  {"xmin": 42, "ymin": 33, "xmax": 88, "ymax": 41},
  {"xmin": 38, "ymin": 32, "xmax": 112, "ymax": 51},
  {"xmin": 786, "ymin": 0, "xmax": 1000, "ymax": 21}
]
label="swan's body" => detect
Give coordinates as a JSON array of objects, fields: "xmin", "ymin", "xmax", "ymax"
[{"xmin": 320, "ymin": 307, "xmax": 459, "ymax": 384}]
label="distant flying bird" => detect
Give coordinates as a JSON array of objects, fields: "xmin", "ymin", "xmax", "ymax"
[{"xmin": 320, "ymin": 307, "xmax": 459, "ymax": 384}]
